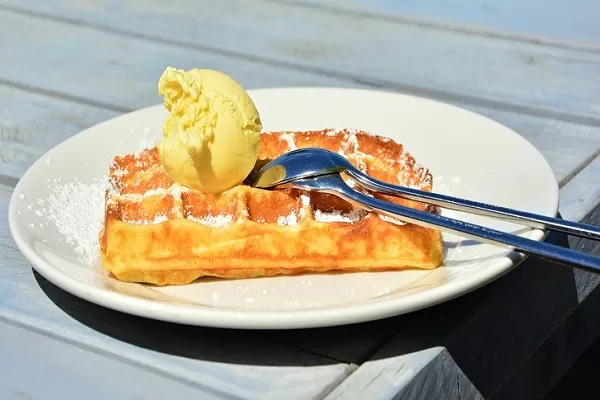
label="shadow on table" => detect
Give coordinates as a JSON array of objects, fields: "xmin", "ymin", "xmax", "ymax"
[
  {"xmin": 366, "ymin": 210, "xmax": 600, "ymax": 399},
  {"xmin": 34, "ymin": 275, "xmax": 402, "ymax": 367},
  {"xmin": 35, "ymin": 269, "xmax": 358, "ymax": 367},
  {"xmin": 34, "ymin": 211, "xmax": 600, "ymax": 381}
]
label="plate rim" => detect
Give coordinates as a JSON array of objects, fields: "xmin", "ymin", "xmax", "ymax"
[{"xmin": 8, "ymin": 86, "xmax": 559, "ymax": 329}]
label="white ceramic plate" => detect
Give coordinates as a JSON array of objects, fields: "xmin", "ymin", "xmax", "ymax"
[{"xmin": 8, "ymin": 88, "xmax": 559, "ymax": 329}]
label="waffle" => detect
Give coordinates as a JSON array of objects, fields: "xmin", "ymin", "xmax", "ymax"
[{"xmin": 99, "ymin": 129, "xmax": 444, "ymax": 285}]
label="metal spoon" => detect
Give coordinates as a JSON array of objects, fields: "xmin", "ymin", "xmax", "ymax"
[
  {"xmin": 252, "ymin": 147, "xmax": 600, "ymax": 241},
  {"xmin": 254, "ymin": 171, "xmax": 600, "ymax": 272}
]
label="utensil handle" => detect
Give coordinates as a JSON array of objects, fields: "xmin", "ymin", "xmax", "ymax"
[
  {"xmin": 322, "ymin": 176, "xmax": 600, "ymax": 273},
  {"xmin": 346, "ymin": 169, "xmax": 600, "ymax": 241}
]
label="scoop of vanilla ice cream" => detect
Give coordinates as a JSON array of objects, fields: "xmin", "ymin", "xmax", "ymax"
[{"xmin": 156, "ymin": 67, "xmax": 262, "ymax": 194}]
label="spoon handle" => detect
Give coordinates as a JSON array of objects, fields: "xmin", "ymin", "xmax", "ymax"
[
  {"xmin": 293, "ymin": 174, "xmax": 600, "ymax": 273},
  {"xmin": 345, "ymin": 168, "xmax": 600, "ymax": 241}
]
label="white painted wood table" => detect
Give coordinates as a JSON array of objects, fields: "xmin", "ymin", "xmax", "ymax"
[{"xmin": 1, "ymin": 1, "xmax": 599, "ymax": 399}]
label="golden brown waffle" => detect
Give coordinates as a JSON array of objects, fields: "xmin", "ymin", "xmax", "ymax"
[{"xmin": 99, "ymin": 129, "xmax": 443, "ymax": 285}]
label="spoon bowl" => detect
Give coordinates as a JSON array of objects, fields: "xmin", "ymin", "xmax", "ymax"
[{"xmin": 252, "ymin": 148, "xmax": 351, "ymax": 188}]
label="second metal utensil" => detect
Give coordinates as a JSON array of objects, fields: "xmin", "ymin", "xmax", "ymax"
[
  {"xmin": 251, "ymin": 148, "xmax": 600, "ymax": 241},
  {"xmin": 280, "ymin": 173, "xmax": 600, "ymax": 273}
]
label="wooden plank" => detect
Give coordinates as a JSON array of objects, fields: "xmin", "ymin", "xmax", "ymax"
[
  {"xmin": 0, "ymin": 84, "xmax": 119, "ymax": 183},
  {"xmin": 543, "ymin": 335, "xmax": 600, "ymax": 399},
  {"xmin": 325, "ymin": 348, "xmax": 483, "ymax": 400},
  {"xmin": 558, "ymin": 153, "xmax": 600, "ymax": 223},
  {"xmin": 558, "ymin": 158, "xmax": 600, "ymax": 304},
  {"xmin": 0, "ymin": 184, "xmax": 351, "ymax": 400},
  {"xmin": 286, "ymin": 0, "xmax": 600, "ymax": 47},
  {"xmin": 273, "ymin": 318, "xmax": 403, "ymax": 365},
  {"xmin": 1, "ymin": 2, "xmax": 599, "ymax": 121},
  {"xmin": 453, "ymin": 105, "xmax": 600, "ymax": 188},
  {"xmin": 0, "ymin": 318, "xmax": 232, "ymax": 400},
  {"xmin": 0, "ymin": 9, "xmax": 363, "ymax": 112}
]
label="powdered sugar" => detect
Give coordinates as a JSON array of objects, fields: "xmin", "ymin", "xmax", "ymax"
[
  {"xmin": 280, "ymin": 132, "xmax": 297, "ymax": 150},
  {"xmin": 314, "ymin": 209, "xmax": 366, "ymax": 223},
  {"xmin": 327, "ymin": 128, "xmax": 359, "ymax": 137},
  {"xmin": 170, "ymin": 183, "xmax": 189, "ymax": 198},
  {"xmin": 145, "ymin": 188, "xmax": 168, "ymax": 196},
  {"xmin": 378, "ymin": 214, "xmax": 406, "ymax": 226},
  {"xmin": 188, "ymin": 214, "xmax": 233, "ymax": 227},
  {"xmin": 277, "ymin": 211, "xmax": 298, "ymax": 227},
  {"xmin": 123, "ymin": 213, "xmax": 169, "ymax": 225},
  {"xmin": 34, "ymin": 176, "xmax": 108, "ymax": 265},
  {"xmin": 153, "ymin": 214, "xmax": 169, "ymax": 224},
  {"xmin": 300, "ymin": 193, "xmax": 311, "ymax": 207},
  {"xmin": 344, "ymin": 130, "xmax": 360, "ymax": 154}
]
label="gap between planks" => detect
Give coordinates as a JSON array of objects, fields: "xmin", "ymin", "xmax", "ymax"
[
  {"xmin": 0, "ymin": 78, "xmax": 133, "ymax": 113},
  {"xmin": 0, "ymin": 174, "xmax": 19, "ymax": 188},
  {"xmin": 559, "ymin": 147, "xmax": 600, "ymax": 188},
  {"xmin": 1, "ymin": 4, "xmax": 600, "ymax": 127},
  {"xmin": 264, "ymin": 0, "xmax": 600, "ymax": 53},
  {"xmin": 0, "ymin": 313, "xmax": 228, "ymax": 394}
]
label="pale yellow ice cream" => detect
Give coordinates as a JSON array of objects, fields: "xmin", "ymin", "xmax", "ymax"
[{"xmin": 156, "ymin": 67, "xmax": 262, "ymax": 194}]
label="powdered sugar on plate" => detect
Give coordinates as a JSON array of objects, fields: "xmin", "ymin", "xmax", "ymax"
[
  {"xmin": 31, "ymin": 131, "xmax": 161, "ymax": 266},
  {"xmin": 34, "ymin": 176, "xmax": 108, "ymax": 265}
]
